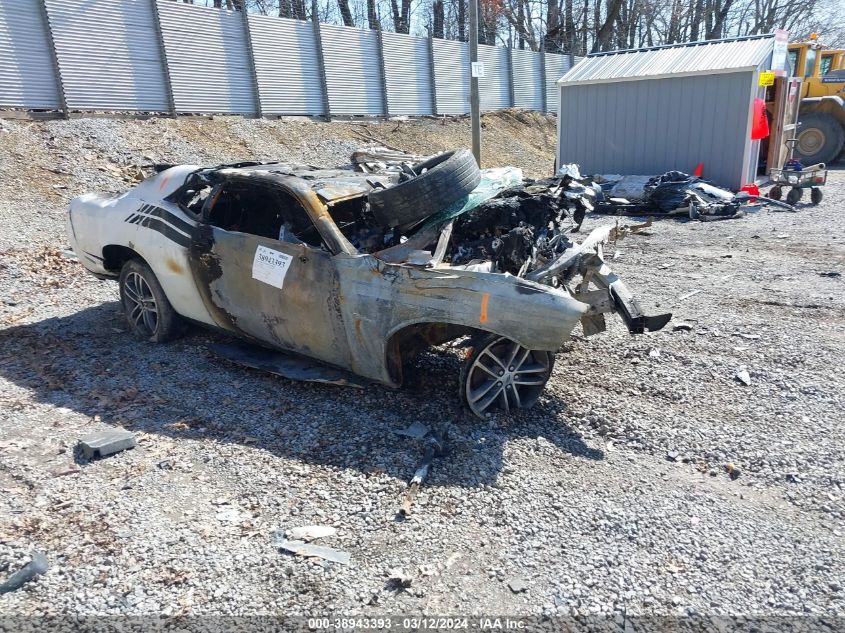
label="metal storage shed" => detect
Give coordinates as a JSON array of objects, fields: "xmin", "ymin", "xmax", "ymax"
[{"xmin": 556, "ymin": 35, "xmax": 777, "ymax": 191}]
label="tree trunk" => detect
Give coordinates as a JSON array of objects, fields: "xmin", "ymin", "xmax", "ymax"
[
  {"xmin": 690, "ymin": 0, "xmax": 705, "ymax": 40},
  {"xmin": 432, "ymin": 0, "xmax": 444, "ymax": 37},
  {"xmin": 338, "ymin": 0, "xmax": 354, "ymax": 26},
  {"xmin": 706, "ymin": 0, "xmax": 734, "ymax": 38},
  {"xmin": 546, "ymin": 0, "xmax": 559, "ymax": 51},
  {"xmin": 581, "ymin": 0, "xmax": 588, "ymax": 55},
  {"xmin": 291, "ymin": 0, "xmax": 306, "ymax": 19},
  {"xmin": 367, "ymin": 0, "xmax": 380, "ymax": 29},
  {"xmin": 564, "ymin": 0, "xmax": 575, "ymax": 53},
  {"xmin": 401, "ymin": 0, "xmax": 412, "ymax": 33},
  {"xmin": 458, "ymin": 0, "xmax": 466, "ymax": 41},
  {"xmin": 591, "ymin": 0, "xmax": 624, "ymax": 52}
]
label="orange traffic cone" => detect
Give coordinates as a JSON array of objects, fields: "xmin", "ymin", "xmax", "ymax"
[{"xmin": 693, "ymin": 163, "xmax": 704, "ymax": 177}]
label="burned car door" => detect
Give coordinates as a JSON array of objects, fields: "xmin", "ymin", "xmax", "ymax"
[{"xmin": 188, "ymin": 180, "xmax": 353, "ymax": 369}]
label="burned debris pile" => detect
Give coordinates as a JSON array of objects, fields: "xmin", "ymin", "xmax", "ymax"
[
  {"xmin": 351, "ymin": 147, "xmax": 603, "ymax": 277},
  {"xmin": 593, "ymin": 170, "xmax": 797, "ymax": 219},
  {"xmin": 447, "ymin": 179, "xmax": 578, "ymax": 275}
]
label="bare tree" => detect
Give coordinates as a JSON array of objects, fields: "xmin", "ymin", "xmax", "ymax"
[
  {"xmin": 433, "ymin": 0, "xmax": 445, "ymax": 36},
  {"xmin": 338, "ymin": 0, "xmax": 355, "ymax": 24}
]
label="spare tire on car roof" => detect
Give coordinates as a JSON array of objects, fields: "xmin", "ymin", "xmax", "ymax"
[{"xmin": 368, "ymin": 149, "xmax": 481, "ymax": 228}]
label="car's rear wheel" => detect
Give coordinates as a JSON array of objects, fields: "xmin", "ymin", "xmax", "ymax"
[
  {"xmin": 119, "ymin": 259, "xmax": 185, "ymax": 343},
  {"xmin": 460, "ymin": 334, "xmax": 554, "ymax": 418}
]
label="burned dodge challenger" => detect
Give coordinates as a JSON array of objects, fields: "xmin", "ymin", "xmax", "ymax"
[{"xmin": 67, "ymin": 149, "xmax": 669, "ymax": 417}]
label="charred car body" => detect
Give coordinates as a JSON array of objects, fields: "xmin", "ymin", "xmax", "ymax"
[{"xmin": 67, "ymin": 150, "xmax": 670, "ymax": 417}]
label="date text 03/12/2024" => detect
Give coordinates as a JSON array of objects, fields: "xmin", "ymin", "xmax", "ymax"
[{"xmin": 307, "ymin": 617, "xmax": 527, "ymax": 630}]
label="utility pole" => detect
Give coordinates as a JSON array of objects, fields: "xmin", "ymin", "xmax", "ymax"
[{"xmin": 468, "ymin": 0, "xmax": 481, "ymax": 165}]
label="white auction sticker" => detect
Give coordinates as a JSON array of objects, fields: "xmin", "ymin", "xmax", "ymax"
[{"xmin": 252, "ymin": 245, "xmax": 293, "ymax": 290}]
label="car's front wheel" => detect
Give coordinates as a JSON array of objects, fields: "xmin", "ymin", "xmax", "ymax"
[
  {"xmin": 460, "ymin": 334, "xmax": 554, "ymax": 418},
  {"xmin": 118, "ymin": 259, "xmax": 185, "ymax": 343}
]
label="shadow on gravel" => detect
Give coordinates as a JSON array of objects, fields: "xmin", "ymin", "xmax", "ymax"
[{"xmin": 0, "ymin": 303, "xmax": 602, "ymax": 486}]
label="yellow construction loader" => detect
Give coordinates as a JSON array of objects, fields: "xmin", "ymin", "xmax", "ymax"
[{"xmin": 788, "ymin": 37, "xmax": 845, "ymax": 164}]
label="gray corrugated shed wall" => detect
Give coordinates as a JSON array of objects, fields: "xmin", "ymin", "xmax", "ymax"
[
  {"xmin": 557, "ymin": 72, "xmax": 753, "ymax": 189},
  {"xmin": 46, "ymin": 0, "xmax": 169, "ymax": 112},
  {"xmin": 0, "ymin": 0, "xmax": 61, "ymax": 109},
  {"xmin": 320, "ymin": 24, "xmax": 384, "ymax": 116},
  {"xmin": 157, "ymin": 1, "xmax": 257, "ymax": 114},
  {"xmin": 248, "ymin": 14, "xmax": 324, "ymax": 116},
  {"xmin": 381, "ymin": 32, "xmax": 433, "ymax": 116}
]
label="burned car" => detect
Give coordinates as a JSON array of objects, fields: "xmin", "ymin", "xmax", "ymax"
[{"xmin": 67, "ymin": 150, "xmax": 669, "ymax": 417}]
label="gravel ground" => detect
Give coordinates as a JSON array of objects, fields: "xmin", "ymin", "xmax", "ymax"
[{"xmin": 0, "ymin": 114, "xmax": 843, "ymax": 620}]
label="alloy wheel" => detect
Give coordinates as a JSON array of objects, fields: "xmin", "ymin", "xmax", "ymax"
[
  {"xmin": 123, "ymin": 271, "xmax": 159, "ymax": 337},
  {"xmin": 464, "ymin": 337, "xmax": 552, "ymax": 417}
]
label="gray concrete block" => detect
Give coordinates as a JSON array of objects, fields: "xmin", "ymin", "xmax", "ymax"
[{"xmin": 78, "ymin": 429, "xmax": 136, "ymax": 459}]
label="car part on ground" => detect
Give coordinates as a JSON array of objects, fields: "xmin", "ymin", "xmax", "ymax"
[
  {"xmin": 593, "ymin": 171, "xmax": 806, "ymax": 219},
  {"xmin": 209, "ymin": 341, "xmax": 369, "ymax": 388},
  {"xmin": 0, "ymin": 551, "xmax": 48, "ymax": 595},
  {"xmin": 367, "ymin": 149, "xmax": 482, "ymax": 228},
  {"xmin": 400, "ymin": 430, "xmax": 446, "ymax": 515}
]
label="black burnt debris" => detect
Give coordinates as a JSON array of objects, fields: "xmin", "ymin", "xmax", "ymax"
[{"xmin": 446, "ymin": 178, "xmax": 585, "ymax": 275}]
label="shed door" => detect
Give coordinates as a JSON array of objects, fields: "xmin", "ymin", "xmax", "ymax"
[{"xmin": 766, "ymin": 77, "xmax": 803, "ymax": 171}]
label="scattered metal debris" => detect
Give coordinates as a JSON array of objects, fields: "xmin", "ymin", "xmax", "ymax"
[
  {"xmin": 78, "ymin": 429, "xmax": 136, "ymax": 459},
  {"xmin": 351, "ymin": 146, "xmax": 430, "ymax": 174},
  {"xmin": 273, "ymin": 536, "xmax": 351, "ymax": 565},
  {"xmin": 400, "ymin": 432, "xmax": 446, "ymax": 516},
  {"xmin": 0, "ymin": 551, "xmax": 48, "ymax": 594},
  {"xmin": 272, "ymin": 525, "xmax": 348, "ymax": 564},
  {"xmin": 673, "ymin": 323, "xmax": 694, "ymax": 332},
  {"xmin": 393, "ymin": 422, "xmax": 431, "ymax": 440},
  {"xmin": 677, "ymin": 289, "xmax": 703, "ymax": 302},
  {"xmin": 592, "ymin": 171, "xmax": 799, "ymax": 220},
  {"xmin": 286, "ymin": 526, "xmax": 337, "ymax": 542},
  {"xmin": 387, "ymin": 568, "xmax": 413, "ymax": 589},
  {"xmin": 209, "ymin": 342, "xmax": 368, "ymax": 388},
  {"xmin": 277, "ymin": 541, "xmax": 351, "ymax": 565}
]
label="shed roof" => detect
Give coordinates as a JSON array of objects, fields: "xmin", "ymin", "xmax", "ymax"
[{"xmin": 558, "ymin": 34, "xmax": 774, "ymax": 86}]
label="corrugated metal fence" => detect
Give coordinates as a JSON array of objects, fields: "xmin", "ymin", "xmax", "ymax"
[{"xmin": 0, "ymin": 0, "xmax": 576, "ymax": 118}]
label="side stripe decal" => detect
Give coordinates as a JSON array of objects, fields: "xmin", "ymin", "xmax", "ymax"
[
  {"xmin": 138, "ymin": 216, "xmax": 191, "ymax": 248},
  {"xmin": 143, "ymin": 205, "xmax": 195, "ymax": 235},
  {"xmin": 123, "ymin": 204, "xmax": 195, "ymax": 248}
]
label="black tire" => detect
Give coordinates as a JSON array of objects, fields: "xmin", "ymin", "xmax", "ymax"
[
  {"xmin": 786, "ymin": 187, "xmax": 802, "ymax": 206},
  {"xmin": 459, "ymin": 333, "xmax": 554, "ymax": 418},
  {"xmin": 811, "ymin": 187, "xmax": 823, "ymax": 205},
  {"xmin": 368, "ymin": 149, "xmax": 482, "ymax": 228},
  {"xmin": 768, "ymin": 186, "xmax": 782, "ymax": 201},
  {"xmin": 118, "ymin": 259, "xmax": 185, "ymax": 343},
  {"xmin": 795, "ymin": 112, "xmax": 844, "ymax": 166}
]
